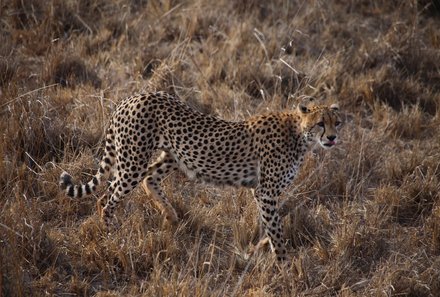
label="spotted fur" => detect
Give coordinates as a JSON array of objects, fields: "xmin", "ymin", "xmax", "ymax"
[{"xmin": 60, "ymin": 91, "xmax": 342, "ymax": 261}]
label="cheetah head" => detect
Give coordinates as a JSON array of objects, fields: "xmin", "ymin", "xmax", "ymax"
[{"xmin": 298, "ymin": 102, "xmax": 342, "ymax": 149}]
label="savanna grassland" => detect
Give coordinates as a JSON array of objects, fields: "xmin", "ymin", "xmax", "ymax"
[{"xmin": 1, "ymin": 0, "xmax": 440, "ymax": 296}]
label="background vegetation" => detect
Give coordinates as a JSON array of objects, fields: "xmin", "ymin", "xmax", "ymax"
[{"xmin": 1, "ymin": 0, "xmax": 440, "ymax": 296}]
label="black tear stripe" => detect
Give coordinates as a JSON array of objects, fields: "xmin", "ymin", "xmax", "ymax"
[
  {"xmin": 320, "ymin": 115, "xmax": 327, "ymax": 139},
  {"xmin": 320, "ymin": 125, "xmax": 326, "ymax": 139}
]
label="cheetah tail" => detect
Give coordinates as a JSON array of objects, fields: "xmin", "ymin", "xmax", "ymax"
[
  {"xmin": 59, "ymin": 170, "xmax": 103, "ymax": 198},
  {"xmin": 60, "ymin": 133, "xmax": 116, "ymax": 198}
]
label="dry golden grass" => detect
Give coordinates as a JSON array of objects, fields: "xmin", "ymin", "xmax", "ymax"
[{"xmin": 1, "ymin": 0, "xmax": 440, "ymax": 296}]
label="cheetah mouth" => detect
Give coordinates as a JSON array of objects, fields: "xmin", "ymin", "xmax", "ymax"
[{"xmin": 322, "ymin": 140, "xmax": 336, "ymax": 148}]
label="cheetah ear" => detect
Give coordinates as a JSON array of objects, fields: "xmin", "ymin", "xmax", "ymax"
[
  {"xmin": 330, "ymin": 103, "xmax": 339, "ymax": 111},
  {"xmin": 298, "ymin": 104, "xmax": 309, "ymax": 114}
]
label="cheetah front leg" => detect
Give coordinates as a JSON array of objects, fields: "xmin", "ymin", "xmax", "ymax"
[
  {"xmin": 141, "ymin": 151, "xmax": 179, "ymax": 223},
  {"xmin": 254, "ymin": 184, "xmax": 286, "ymax": 261}
]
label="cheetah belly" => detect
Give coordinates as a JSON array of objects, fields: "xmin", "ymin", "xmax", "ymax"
[
  {"xmin": 173, "ymin": 153, "xmax": 259, "ymax": 188},
  {"xmin": 197, "ymin": 164, "xmax": 260, "ymax": 188},
  {"xmin": 176, "ymin": 158, "xmax": 198, "ymax": 180}
]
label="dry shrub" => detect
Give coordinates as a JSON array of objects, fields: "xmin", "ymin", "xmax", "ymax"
[
  {"xmin": 85, "ymin": 20, "xmax": 128, "ymax": 55},
  {"xmin": 0, "ymin": 35, "xmax": 18, "ymax": 88},
  {"xmin": 2, "ymin": 98, "xmax": 62, "ymax": 167},
  {"xmin": 427, "ymin": 203, "xmax": 440, "ymax": 253},
  {"xmin": 371, "ymin": 73, "xmax": 436, "ymax": 115},
  {"xmin": 9, "ymin": 0, "xmax": 46, "ymax": 29},
  {"xmin": 419, "ymin": 0, "xmax": 440, "ymax": 15},
  {"xmin": 394, "ymin": 46, "xmax": 440, "ymax": 89},
  {"xmin": 46, "ymin": 55, "xmax": 102, "ymax": 88},
  {"xmin": 10, "ymin": 0, "xmax": 107, "ymax": 34},
  {"xmin": 6, "ymin": 0, "xmax": 131, "ymax": 56},
  {"xmin": 384, "ymin": 162, "xmax": 439, "ymax": 226},
  {"xmin": 0, "ymin": 58, "xmax": 16, "ymax": 87},
  {"xmin": 141, "ymin": 59, "xmax": 162, "ymax": 79}
]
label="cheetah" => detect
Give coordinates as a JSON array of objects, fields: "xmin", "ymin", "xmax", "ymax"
[{"xmin": 60, "ymin": 91, "xmax": 342, "ymax": 261}]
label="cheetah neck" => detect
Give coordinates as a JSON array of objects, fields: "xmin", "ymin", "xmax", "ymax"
[{"xmin": 286, "ymin": 111, "xmax": 314, "ymax": 151}]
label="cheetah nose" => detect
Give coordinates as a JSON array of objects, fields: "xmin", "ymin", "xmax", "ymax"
[{"xmin": 327, "ymin": 135, "xmax": 336, "ymax": 141}]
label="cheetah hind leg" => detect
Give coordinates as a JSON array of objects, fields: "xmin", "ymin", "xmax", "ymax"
[
  {"xmin": 247, "ymin": 237, "xmax": 272, "ymax": 258},
  {"xmin": 96, "ymin": 193, "xmax": 121, "ymax": 231},
  {"xmin": 100, "ymin": 168, "xmax": 145, "ymax": 230},
  {"xmin": 142, "ymin": 179, "xmax": 178, "ymax": 224},
  {"xmin": 142, "ymin": 152, "xmax": 179, "ymax": 224},
  {"xmin": 96, "ymin": 193, "xmax": 108, "ymax": 224},
  {"xmin": 96, "ymin": 178, "xmax": 114, "ymax": 223},
  {"xmin": 98, "ymin": 181, "xmax": 122, "ymax": 230}
]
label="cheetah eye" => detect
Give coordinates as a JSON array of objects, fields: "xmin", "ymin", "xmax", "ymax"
[
  {"xmin": 335, "ymin": 121, "xmax": 342, "ymax": 127},
  {"xmin": 317, "ymin": 122, "xmax": 325, "ymax": 127}
]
